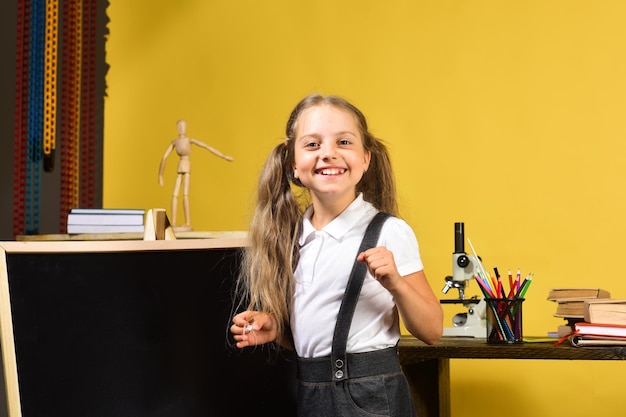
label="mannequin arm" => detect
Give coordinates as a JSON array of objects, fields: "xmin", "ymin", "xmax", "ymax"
[
  {"xmin": 191, "ymin": 138, "xmax": 234, "ymax": 161},
  {"xmin": 158, "ymin": 143, "xmax": 175, "ymax": 185}
]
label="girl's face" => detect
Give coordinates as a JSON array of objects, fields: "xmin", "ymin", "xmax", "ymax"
[{"xmin": 292, "ymin": 104, "xmax": 371, "ymax": 205}]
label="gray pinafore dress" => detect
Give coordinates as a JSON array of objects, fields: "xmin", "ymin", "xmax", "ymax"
[{"xmin": 296, "ymin": 212, "xmax": 417, "ymax": 417}]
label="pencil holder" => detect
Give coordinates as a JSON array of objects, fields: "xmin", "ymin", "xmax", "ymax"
[{"xmin": 485, "ymin": 298, "xmax": 524, "ymax": 344}]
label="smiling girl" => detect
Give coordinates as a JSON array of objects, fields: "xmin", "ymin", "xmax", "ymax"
[{"xmin": 231, "ymin": 94, "xmax": 443, "ymax": 416}]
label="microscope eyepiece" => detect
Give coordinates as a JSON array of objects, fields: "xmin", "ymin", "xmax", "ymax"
[{"xmin": 454, "ymin": 222, "xmax": 465, "ymax": 254}]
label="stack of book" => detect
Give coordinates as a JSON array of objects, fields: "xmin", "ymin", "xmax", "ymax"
[
  {"xmin": 67, "ymin": 208, "xmax": 146, "ymax": 234},
  {"xmin": 547, "ymin": 287, "xmax": 611, "ymax": 337},
  {"xmin": 570, "ymin": 299, "xmax": 626, "ymax": 346}
]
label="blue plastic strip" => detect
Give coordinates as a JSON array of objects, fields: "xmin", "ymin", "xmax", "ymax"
[{"xmin": 26, "ymin": 0, "xmax": 45, "ymax": 234}]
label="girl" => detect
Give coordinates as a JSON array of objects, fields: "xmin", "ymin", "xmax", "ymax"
[{"xmin": 231, "ymin": 94, "xmax": 443, "ymax": 416}]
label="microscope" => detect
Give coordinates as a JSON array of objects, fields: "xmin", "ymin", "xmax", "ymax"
[{"xmin": 440, "ymin": 222, "xmax": 486, "ymax": 338}]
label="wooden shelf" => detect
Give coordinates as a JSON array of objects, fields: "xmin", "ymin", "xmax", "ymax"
[{"xmin": 16, "ymin": 230, "xmax": 248, "ymax": 241}]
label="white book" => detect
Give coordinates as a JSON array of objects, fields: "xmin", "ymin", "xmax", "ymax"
[
  {"xmin": 67, "ymin": 213, "xmax": 145, "ymax": 226},
  {"xmin": 67, "ymin": 224, "xmax": 145, "ymax": 234},
  {"xmin": 574, "ymin": 322, "xmax": 626, "ymax": 338},
  {"xmin": 70, "ymin": 208, "xmax": 146, "ymax": 215}
]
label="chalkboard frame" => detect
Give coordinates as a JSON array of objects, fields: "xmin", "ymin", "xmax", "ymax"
[{"xmin": 0, "ymin": 238, "xmax": 297, "ymax": 417}]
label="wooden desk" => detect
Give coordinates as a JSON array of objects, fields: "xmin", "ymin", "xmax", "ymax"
[
  {"xmin": 397, "ymin": 335, "xmax": 626, "ymax": 417},
  {"xmin": 7, "ymin": 239, "xmax": 624, "ymax": 417}
]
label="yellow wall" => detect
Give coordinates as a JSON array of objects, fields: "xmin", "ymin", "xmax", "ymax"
[{"xmin": 104, "ymin": 2, "xmax": 626, "ymax": 416}]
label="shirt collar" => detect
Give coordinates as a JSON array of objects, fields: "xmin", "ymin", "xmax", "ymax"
[{"xmin": 299, "ymin": 193, "xmax": 372, "ymax": 245}]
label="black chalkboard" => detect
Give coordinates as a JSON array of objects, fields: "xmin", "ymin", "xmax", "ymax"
[{"xmin": 0, "ymin": 241, "xmax": 297, "ymax": 417}]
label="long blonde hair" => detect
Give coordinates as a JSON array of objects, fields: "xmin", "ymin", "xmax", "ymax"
[{"xmin": 235, "ymin": 94, "xmax": 398, "ymax": 346}]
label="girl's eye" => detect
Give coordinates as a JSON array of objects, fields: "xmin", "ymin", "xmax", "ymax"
[
  {"xmin": 305, "ymin": 142, "xmax": 319, "ymax": 149},
  {"xmin": 339, "ymin": 139, "xmax": 351, "ymax": 145}
]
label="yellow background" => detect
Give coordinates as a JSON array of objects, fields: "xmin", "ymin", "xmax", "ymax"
[{"xmin": 104, "ymin": 1, "xmax": 626, "ymax": 416}]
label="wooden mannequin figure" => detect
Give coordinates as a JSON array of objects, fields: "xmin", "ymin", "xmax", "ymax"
[{"xmin": 158, "ymin": 119, "xmax": 234, "ymax": 232}]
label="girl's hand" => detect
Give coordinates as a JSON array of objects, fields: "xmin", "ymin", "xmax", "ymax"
[
  {"xmin": 230, "ymin": 311, "xmax": 278, "ymax": 348},
  {"xmin": 359, "ymin": 247, "xmax": 444, "ymax": 345},
  {"xmin": 357, "ymin": 246, "xmax": 401, "ymax": 290}
]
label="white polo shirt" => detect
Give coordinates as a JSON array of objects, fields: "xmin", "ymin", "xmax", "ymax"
[{"xmin": 291, "ymin": 194, "xmax": 424, "ymax": 358}]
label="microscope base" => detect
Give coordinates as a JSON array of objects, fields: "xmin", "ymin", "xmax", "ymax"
[
  {"xmin": 442, "ymin": 299, "xmax": 487, "ymax": 338},
  {"xmin": 442, "ymin": 324, "xmax": 486, "ymax": 338}
]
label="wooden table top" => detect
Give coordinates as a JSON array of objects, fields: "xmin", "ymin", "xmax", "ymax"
[{"xmin": 398, "ymin": 335, "xmax": 626, "ymax": 362}]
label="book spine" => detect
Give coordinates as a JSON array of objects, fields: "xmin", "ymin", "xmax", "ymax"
[{"xmin": 67, "ymin": 224, "xmax": 145, "ymax": 234}]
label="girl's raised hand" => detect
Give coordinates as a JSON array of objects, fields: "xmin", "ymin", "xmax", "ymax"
[{"xmin": 357, "ymin": 246, "xmax": 401, "ymax": 290}]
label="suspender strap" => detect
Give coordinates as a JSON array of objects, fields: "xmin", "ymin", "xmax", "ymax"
[{"xmin": 330, "ymin": 212, "xmax": 391, "ymax": 382}]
